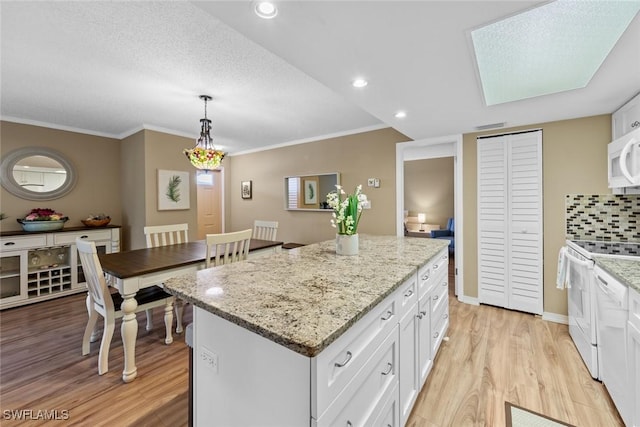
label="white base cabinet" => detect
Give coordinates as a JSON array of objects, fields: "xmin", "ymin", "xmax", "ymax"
[
  {"xmin": 0, "ymin": 227, "xmax": 120, "ymax": 309},
  {"xmin": 193, "ymin": 247, "xmax": 449, "ymax": 427},
  {"xmin": 628, "ymin": 287, "xmax": 640, "ymax": 427}
]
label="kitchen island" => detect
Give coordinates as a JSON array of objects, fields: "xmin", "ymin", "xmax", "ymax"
[{"xmin": 164, "ymin": 235, "xmax": 450, "ymax": 427}]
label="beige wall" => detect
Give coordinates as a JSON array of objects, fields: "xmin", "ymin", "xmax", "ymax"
[
  {"xmin": 227, "ymin": 128, "xmax": 409, "ymax": 244},
  {"xmin": 3, "ymin": 115, "xmax": 614, "ymax": 316},
  {"xmin": 0, "ymin": 121, "xmax": 122, "ymax": 233},
  {"xmin": 404, "ymin": 157, "xmax": 454, "ymax": 229},
  {"xmin": 122, "ymin": 130, "xmax": 200, "ymax": 250},
  {"xmin": 462, "ymin": 114, "xmax": 611, "ymax": 315}
]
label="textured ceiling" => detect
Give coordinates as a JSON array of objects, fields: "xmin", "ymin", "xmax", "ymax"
[{"xmin": 2, "ymin": 1, "xmax": 639, "ymax": 155}]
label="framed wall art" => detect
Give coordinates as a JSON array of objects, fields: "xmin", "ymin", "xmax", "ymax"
[
  {"xmin": 158, "ymin": 169, "xmax": 190, "ymax": 210},
  {"xmin": 303, "ymin": 178, "xmax": 318, "ymax": 205},
  {"xmin": 241, "ymin": 180, "xmax": 252, "ymax": 199}
]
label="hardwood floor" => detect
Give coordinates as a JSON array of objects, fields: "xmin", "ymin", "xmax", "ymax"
[{"xmin": 0, "ymin": 260, "xmax": 623, "ymax": 426}]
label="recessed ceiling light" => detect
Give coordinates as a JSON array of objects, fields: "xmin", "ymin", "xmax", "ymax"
[
  {"xmin": 352, "ymin": 78, "xmax": 368, "ymax": 88},
  {"xmin": 395, "ymin": 111, "xmax": 407, "ymax": 119},
  {"xmin": 255, "ymin": 1, "xmax": 278, "ymax": 19},
  {"xmin": 471, "ymin": 0, "xmax": 640, "ymax": 106}
]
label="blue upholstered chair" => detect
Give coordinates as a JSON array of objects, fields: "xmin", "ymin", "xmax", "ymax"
[{"xmin": 431, "ymin": 218, "xmax": 454, "ymax": 253}]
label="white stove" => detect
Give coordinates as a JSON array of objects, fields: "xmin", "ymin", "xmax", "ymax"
[
  {"xmin": 568, "ymin": 240, "xmax": 640, "ymax": 259},
  {"xmin": 563, "ymin": 239, "xmax": 640, "ymax": 381}
]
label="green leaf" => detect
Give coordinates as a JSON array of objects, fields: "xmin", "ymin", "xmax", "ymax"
[{"xmin": 166, "ymin": 175, "xmax": 182, "ymax": 203}]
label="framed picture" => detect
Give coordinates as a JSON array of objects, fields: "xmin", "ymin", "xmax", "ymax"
[
  {"xmin": 158, "ymin": 170, "xmax": 190, "ymax": 210},
  {"xmin": 241, "ymin": 180, "xmax": 252, "ymax": 199},
  {"xmin": 303, "ymin": 178, "xmax": 318, "ymax": 205}
]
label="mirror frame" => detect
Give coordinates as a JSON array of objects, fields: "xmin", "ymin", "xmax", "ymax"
[
  {"xmin": 284, "ymin": 172, "xmax": 340, "ymax": 211},
  {"xmin": 0, "ymin": 147, "xmax": 77, "ymax": 201}
]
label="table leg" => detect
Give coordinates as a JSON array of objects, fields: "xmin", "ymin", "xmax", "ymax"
[{"xmin": 120, "ymin": 292, "xmax": 138, "ymax": 383}]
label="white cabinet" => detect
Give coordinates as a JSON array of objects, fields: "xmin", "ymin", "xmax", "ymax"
[
  {"xmin": 612, "ymin": 92, "xmax": 640, "ymax": 140},
  {"xmin": 477, "ymin": 130, "xmax": 543, "ymax": 315},
  {"xmin": 0, "ymin": 227, "xmax": 120, "ymax": 309},
  {"xmin": 399, "ymin": 249, "xmax": 448, "ymax": 426},
  {"xmin": 193, "ymin": 247, "xmax": 449, "ymax": 427},
  {"xmin": 628, "ymin": 287, "xmax": 640, "ymax": 427}
]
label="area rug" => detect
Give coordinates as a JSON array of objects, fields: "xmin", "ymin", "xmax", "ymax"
[{"xmin": 505, "ymin": 402, "xmax": 576, "ymax": 427}]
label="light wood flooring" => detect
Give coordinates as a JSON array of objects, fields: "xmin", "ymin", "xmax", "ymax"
[{"xmin": 0, "ymin": 260, "xmax": 624, "ymax": 426}]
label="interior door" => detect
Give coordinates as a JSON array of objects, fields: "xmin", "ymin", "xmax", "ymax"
[
  {"xmin": 478, "ymin": 130, "xmax": 543, "ymax": 314},
  {"xmin": 197, "ymin": 170, "xmax": 222, "ymax": 239}
]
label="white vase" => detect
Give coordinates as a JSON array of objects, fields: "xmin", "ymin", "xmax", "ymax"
[{"xmin": 336, "ymin": 233, "xmax": 359, "ymax": 256}]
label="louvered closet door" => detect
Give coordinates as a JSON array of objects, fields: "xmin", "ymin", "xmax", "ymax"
[
  {"xmin": 478, "ymin": 130, "xmax": 543, "ymax": 315},
  {"xmin": 477, "ymin": 136, "xmax": 509, "ymax": 308}
]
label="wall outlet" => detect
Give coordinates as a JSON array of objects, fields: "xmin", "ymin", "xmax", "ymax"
[
  {"xmin": 374, "ymin": 178, "xmax": 380, "ymax": 188},
  {"xmin": 367, "ymin": 178, "xmax": 375, "ymax": 187},
  {"xmin": 201, "ymin": 347, "xmax": 219, "ymax": 374}
]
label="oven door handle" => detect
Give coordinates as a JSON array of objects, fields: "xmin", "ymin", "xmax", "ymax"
[{"xmin": 564, "ymin": 249, "xmax": 594, "ymax": 269}]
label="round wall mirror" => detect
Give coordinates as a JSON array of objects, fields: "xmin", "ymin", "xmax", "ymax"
[{"xmin": 0, "ymin": 147, "xmax": 77, "ymax": 201}]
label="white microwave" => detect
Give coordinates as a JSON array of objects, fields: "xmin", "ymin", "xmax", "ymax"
[{"xmin": 608, "ymin": 127, "xmax": 640, "ymax": 191}]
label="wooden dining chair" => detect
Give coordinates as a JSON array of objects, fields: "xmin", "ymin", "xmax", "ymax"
[
  {"xmin": 144, "ymin": 223, "xmax": 189, "ymax": 248},
  {"xmin": 206, "ymin": 229, "xmax": 253, "ymax": 268},
  {"xmin": 76, "ymin": 238, "xmax": 174, "ymax": 375},
  {"xmin": 253, "ymin": 220, "xmax": 278, "ymax": 241},
  {"xmin": 144, "ymin": 223, "xmax": 189, "ymax": 334}
]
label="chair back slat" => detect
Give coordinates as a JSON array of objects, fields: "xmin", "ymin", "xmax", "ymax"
[
  {"xmin": 206, "ymin": 229, "xmax": 253, "ymax": 268},
  {"xmin": 253, "ymin": 220, "xmax": 278, "ymax": 241},
  {"xmin": 144, "ymin": 223, "xmax": 189, "ymax": 248},
  {"xmin": 76, "ymin": 238, "xmax": 114, "ymax": 313}
]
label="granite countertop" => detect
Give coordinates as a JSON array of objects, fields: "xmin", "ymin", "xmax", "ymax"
[
  {"xmin": 164, "ymin": 235, "xmax": 449, "ymax": 357},
  {"xmin": 594, "ymin": 257, "xmax": 640, "ymax": 294}
]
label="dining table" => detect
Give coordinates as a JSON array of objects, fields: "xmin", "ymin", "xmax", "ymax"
[{"xmin": 97, "ymin": 238, "xmax": 283, "ymax": 382}]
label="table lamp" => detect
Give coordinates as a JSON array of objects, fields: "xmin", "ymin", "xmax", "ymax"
[{"xmin": 417, "ymin": 213, "xmax": 426, "ymax": 231}]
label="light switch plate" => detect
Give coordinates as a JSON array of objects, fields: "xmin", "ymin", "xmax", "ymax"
[{"xmin": 367, "ymin": 178, "xmax": 375, "ymax": 187}]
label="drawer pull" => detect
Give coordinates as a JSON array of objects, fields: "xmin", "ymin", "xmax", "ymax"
[
  {"xmin": 433, "ymin": 294, "xmax": 439, "ymax": 301},
  {"xmin": 421, "ymin": 270, "xmax": 430, "ymax": 280},
  {"xmin": 417, "ymin": 310, "xmax": 427, "ymax": 319},
  {"xmin": 404, "ymin": 288, "xmax": 414, "ymax": 298},
  {"xmin": 335, "ymin": 351, "xmax": 352, "ymax": 368},
  {"xmin": 443, "ymin": 313, "xmax": 449, "ymax": 319},
  {"xmin": 442, "ymin": 281, "xmax": 447, "ymax": 287},
  {"xmin": 434, "ymin": 263, "xmax": 440, "ymax": 270},
  {"xmin": 442, "ymin": 254, "xmax": 447, "ymax": 260},
  {"xmin": 433, "ymin": 331, "xmax": 440, "ymax": 339},
  {"xmin": 4, "ymin": 242, "xmax": 16, "ymax": 246},
  {"xmin": 381, "ymin": 310, "xmax": 393, "ymax": 321},
  {"xmin": 381, "ymin": 362, "xmax": 393, "ymax": 376},
  {"xmin": 80, "ymin": 235, "xmax": 89, "ymax": 239},
  {"xmin": 347, "ymin": 422, "xmax": 352, "ymax": 427}
]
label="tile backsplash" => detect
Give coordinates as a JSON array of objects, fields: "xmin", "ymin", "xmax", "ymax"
[{"xmin": 566, "ymin": 194, "xmax": 640, "ymax": 242}]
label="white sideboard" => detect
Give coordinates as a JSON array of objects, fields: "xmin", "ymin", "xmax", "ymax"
[{"xmin": 0, "ymin": 226, "xmax": 120, "ymax": 309}]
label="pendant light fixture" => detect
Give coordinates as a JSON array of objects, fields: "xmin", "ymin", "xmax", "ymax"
[{"xmin": 184, "ymin": 95, "xmax": 225, "ymax": 171}]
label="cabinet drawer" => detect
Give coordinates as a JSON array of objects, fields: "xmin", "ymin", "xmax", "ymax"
[
  {"xmin": 629, "ymin": 288, "xmax": 640, "ymax": 330},
  {"xmin": 315, "ymin": 327, "xmax": 399, "ymax": 427},
  {"xmin": 371, "ymin": 381, "xmax": 399, "ymax": 427},
  {"xmin": 418, "ymin": 249, "xmax": 448, "ymax": 299},
  {"xmin": 312, "ymin": 291, "xmax": 399, "ymax": 419},
  {"xmin": 431, "ymin": 274, "xmax": 448, "ymax": 315},
  {"xmin": 432, "ymin": 303, "xmax": 449, "ymax": 356},
  {"xmin": 53, "ymin": 230, "xmax": 112, "ymax": 245},
  {"xmin": 397, "ymin": 274, "xmax": 417, "ymax": 319},
  {"xmin": 1, "ymin": 235, "xmax": 47, "ymax": 251}
]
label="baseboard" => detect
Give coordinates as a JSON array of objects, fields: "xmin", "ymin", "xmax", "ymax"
[
  {"xmin": 542, "ymin": 312, "xmax": 568, "ymax": 324},
  {"xmin": 458, "ymin": 295, "xmax": 479, "ymax": 306}
]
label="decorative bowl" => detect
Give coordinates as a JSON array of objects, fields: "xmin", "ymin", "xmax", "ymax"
[
  {"xmin": 17, "ymin": 219, "xmax": 67, "ymax": 232},
  {"xmin": 81, "ymin": 218, "xmax": 111, "ymax": 227}
]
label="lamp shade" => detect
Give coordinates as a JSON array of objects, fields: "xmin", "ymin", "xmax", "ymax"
[{"xmin": 417, "ymin": 213, "xmax": 426, "ymax": 224}]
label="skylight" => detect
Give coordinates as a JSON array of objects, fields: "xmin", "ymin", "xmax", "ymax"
[{"xmin": 471, "ymin": 0, "xmax": 640, "ymax": 106}]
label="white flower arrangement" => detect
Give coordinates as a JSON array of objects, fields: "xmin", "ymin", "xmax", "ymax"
[{"xmin": 326, "ymin": 184, "xmax": 367, "ymax": 235}]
